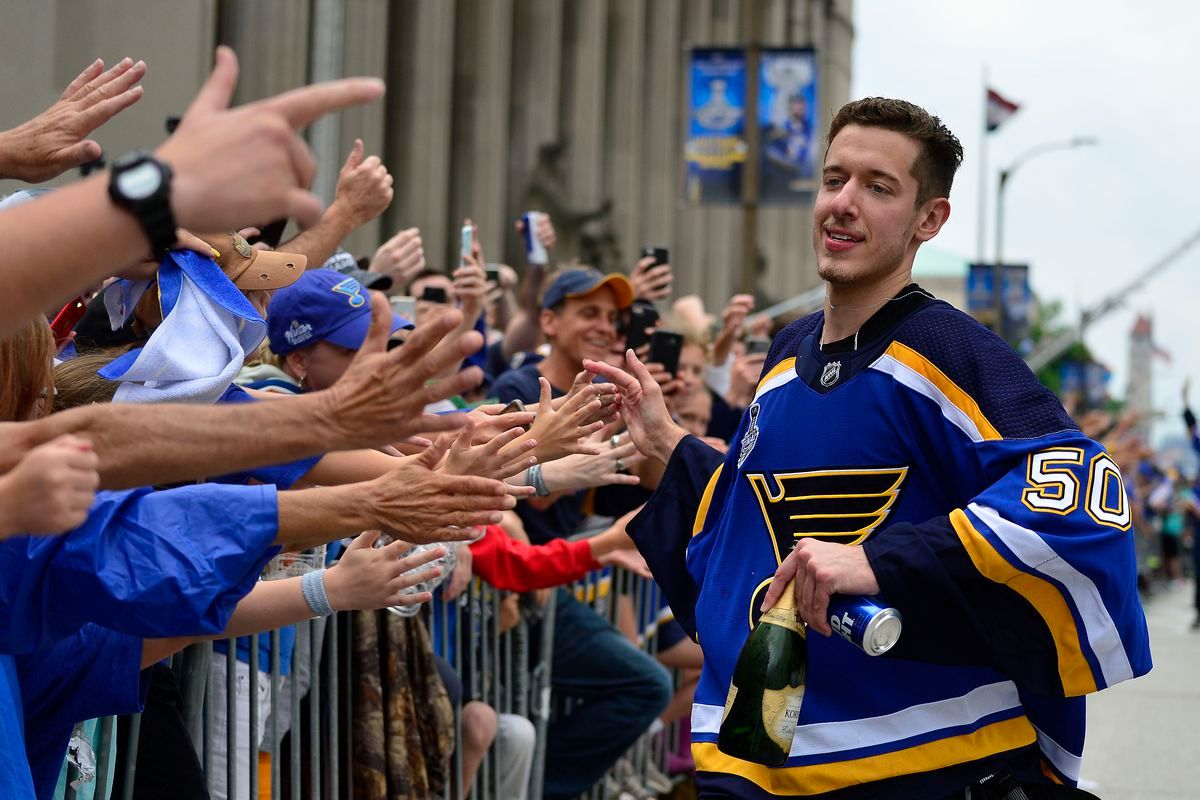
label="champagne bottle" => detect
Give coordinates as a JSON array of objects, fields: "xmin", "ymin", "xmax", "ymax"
[{"xmin": 717, "ymin": 580, "xmax": 807, "ymax": 766}]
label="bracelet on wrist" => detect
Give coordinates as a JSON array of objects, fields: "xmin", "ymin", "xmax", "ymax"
[
  {"xmin": 526, "ymin": 463, "xmax": 550, "ymax": 497},
  {"xmin": 301, "ymin": 568, "xmax": 335, "ymax": 616}
]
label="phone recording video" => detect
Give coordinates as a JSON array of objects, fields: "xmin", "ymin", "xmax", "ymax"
[
  {"xmin": 624, "ymin": 300, "xmax": 660, "ymax": 351},
  {"xmin": 648, "ymin": 329, "xmax": 684, "ymax": 377},
  {"xmin": 421, "ymin": 286, "xmax": 448, "ymax": 304}
]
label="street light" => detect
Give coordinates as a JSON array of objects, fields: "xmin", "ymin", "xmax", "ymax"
[{"xmin": 991, "ymin": 136, "xmax": 1098, "ymax": 334}]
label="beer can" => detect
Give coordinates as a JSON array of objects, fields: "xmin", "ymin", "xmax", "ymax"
[
  {"xmin": 827, "ymin": 596, "xmax": 902, "ymax": 656},
  {"xmin": 522, "ymin": 211, "xmax": 548, "ymax": 265}
]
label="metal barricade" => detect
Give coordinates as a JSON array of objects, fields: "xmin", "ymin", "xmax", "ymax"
[{"xmin": 61, "ymin": 545, "xmax": 687, "ymax": 800}]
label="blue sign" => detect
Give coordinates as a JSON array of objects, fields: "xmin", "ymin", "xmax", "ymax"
[
  {"xmin": 967, "ymin": 263, "xmax": 1032, "ymax": 350},
  {"xmin": 684, "ymin": 48, "xmax": 747, "ymax": 205},
  {"xmin": 759, "ymin": 48, "xmax": 818, "ymax": 203}
]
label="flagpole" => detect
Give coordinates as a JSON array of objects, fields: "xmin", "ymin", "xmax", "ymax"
[{"xmin": 977, "ymin": 64, "xmax": 989, "ymax": 266}]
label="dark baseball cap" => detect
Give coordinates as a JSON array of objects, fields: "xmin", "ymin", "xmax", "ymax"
[
  {"xmin": 322, "ymin": 249, "xmax": 394, "ymax": 292},
  {"xmin": 267, "ymin": 270, "xmax": 412, "ymax": 355},
  {"xmin": 541, "ymin": 268, "xmax": 634, "ymax": 311}
]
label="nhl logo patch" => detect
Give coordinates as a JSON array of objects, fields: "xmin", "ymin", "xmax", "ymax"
[{"xmin": 820, "ymin": 360, "xmax": 842, "ymax": 388}]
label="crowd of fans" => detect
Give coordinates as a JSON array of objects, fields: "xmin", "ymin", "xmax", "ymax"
[{"xmin": 0, "ymin": 48, "xmax": 781, "ymax": 800}]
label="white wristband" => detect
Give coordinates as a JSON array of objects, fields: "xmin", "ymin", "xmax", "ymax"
[{"xmin": 301, "ymin": 568, "xmax": 334, "ymax": 616}]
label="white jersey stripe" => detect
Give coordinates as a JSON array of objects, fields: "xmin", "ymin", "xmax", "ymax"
[
  {"xmin": 751, "ymin": 367, "xmax": 798, "ymax": 405},
  {"xmin": 691, "ymin": 681, "xmax": 1022, "ymax": 758},
  {"xmin": 969, "ymin": 503, "xmax": 1135, "ymax": 687},
  {"xmin": 869, "ymin": 353, "xmax": 986, "ymax": 443},
  {"xmin": 1033, "ymin": 726, "xmax": 1082, "ymax": 782}
]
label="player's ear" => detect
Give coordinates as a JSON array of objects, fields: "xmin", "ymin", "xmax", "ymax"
[{"xmin": 914, "ymin": 197, "xmax": 950, "ymax": 243}]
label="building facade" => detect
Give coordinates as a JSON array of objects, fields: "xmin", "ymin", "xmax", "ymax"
[{"xmin": 0, "ymin": 0, "xmax": 853, "ymax": 311}]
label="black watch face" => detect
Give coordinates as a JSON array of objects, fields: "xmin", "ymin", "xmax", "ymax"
[{"xmin": 117, "ymin": 162, "xmax": 162, "ymax": 200}]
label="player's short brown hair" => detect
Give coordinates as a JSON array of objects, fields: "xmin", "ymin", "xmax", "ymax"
[{"xmin": 827, "ymin": 98, "xmax": 964, "ymax": 205}]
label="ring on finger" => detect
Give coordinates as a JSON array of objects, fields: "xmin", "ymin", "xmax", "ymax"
[
  {"xmin": 609, "ymin": 435, "xmax": 620, "ymax": 449},
  {"xmin": 615, "ymin": 458, "xmax": 626, "ymax": 473}
]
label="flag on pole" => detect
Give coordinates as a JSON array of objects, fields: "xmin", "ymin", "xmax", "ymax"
[{"xmin": 985, "ymin": 88, "xmax": 1020, "ymax": 132}]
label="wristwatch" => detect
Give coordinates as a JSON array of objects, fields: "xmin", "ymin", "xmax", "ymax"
[{"xmin": 108, "ymin": 150, "xmax": 176, "ymax": 254}]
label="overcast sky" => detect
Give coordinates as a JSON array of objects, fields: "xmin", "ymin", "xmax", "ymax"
[{"xmin": 851, "ymin": 0, "xmax": 1199, "ymax": 444}]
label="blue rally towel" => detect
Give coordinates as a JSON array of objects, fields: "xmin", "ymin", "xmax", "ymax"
[{"xmin": 99, "ymin": 250, "xmax": 266, "ymax": 404}]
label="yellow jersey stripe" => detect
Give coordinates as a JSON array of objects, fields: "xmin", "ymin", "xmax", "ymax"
[
  {"xmin": 692, "ymin": 715, "xmax": 1035, "ymax": 796},
  {"xmin": 885, "ymin": 342, "xmax": 1001, "ymax": 441},
  {"xmin": 755, "ymin": 357, "xmax": 798, "ymax": 396},
  {"xmin": 950, "ymin": 509, "xmax": 1098, "ymax": 695},
  {"xmin": 692, "ymin": 464, "xmax": 725, "ymax": 538}
]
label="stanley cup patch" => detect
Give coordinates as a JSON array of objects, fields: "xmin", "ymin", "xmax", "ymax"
[{"xmin": 737, "ymin": 403, "xmax": 761, "ymax": 468}]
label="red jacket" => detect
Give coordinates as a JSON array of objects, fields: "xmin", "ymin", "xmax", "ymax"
[{"xmin": 468, "ymin": 526, "xmax": 600, "ymax": 592}]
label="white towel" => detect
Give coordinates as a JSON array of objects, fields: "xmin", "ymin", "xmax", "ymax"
[{"xmin": 100, "ymin": 250, "xmax": 266, "ymax": 405}]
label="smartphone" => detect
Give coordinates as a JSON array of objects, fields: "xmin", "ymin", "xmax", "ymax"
[
  {"xmin": 460, "ymin": 224, "xmax": 474, "ymax": 263},
  {"xmin": 624, "ymin": 301, "xmax": 660, "ymax": 351},
  {"xmin": 485, "ymin": 265, "xmax": 502, "ymax": 284},
  {"xmin": 639, "ymin": 245, "xmax": 669, "ymax": 266},
  {"xmin": 420, "ymin": 286, "xmax": 448, "ymax": 304},
  {"xmin": 500, "ymin": 398, "xmax": 531, "ymax": 431},
  {"xmin": 390, "ymin": 295, "xmax": 417, "ymax": 320},
  {"xmin": 745, "ymin": 336, "xmax": 772, "ymax": 356},
  {"xmin": 50, "ymin": 296, "xmax": 87, "ymax": 346},
  {"xmin": 648, "ymin": 329, "xmax": 684, "ymax": 377}
]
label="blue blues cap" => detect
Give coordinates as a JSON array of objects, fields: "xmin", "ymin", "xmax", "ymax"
[
  {"xmin": 541, "ymin": 268, "xmax": 635, "ymax": 311},
  {"xmin": 267, "ymin": 269, "xmax": 413, "ymax": 355}
]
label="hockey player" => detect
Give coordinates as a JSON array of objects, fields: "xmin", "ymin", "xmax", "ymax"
[{"xmin": 586, "ymin": 98, "xmax": 1151, "ymax": 799}]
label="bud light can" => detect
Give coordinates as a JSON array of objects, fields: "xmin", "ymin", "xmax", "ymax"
[
  {"xmin": 522, "ymin": 211, "xmax": 548, "ymax": 265},
  {"xmin": 827, "ymin": 596, "xmax": 902, "ymax": 656}
]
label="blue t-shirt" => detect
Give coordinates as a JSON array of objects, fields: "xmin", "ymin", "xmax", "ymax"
[
  {"xmin": 0, "ymin": 657, "xmax": 34, "ymax": 798},
  {"xmin": 18, "ymin": 625, "xmax": 148, "ymax": 800},
  {"xmin": 0, "ymin": 625, "xmax": 149, "ymax": 800},
  {"xmin": 0, "ymin": 484, "xmax": 280, "ymax": 655},
  {"xmin": 211, "ymin": 384, "xmax": 321, "ymax": 676}
]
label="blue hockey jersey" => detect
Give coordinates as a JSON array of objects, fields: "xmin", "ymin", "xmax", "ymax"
[{"xmin": 628, "ymin": 287, "xmax": 1151, "ymax": 799}]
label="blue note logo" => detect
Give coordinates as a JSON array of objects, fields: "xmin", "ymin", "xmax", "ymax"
[{"xmin": 331, "ymin": 278, "xmax": 366, "ymax": 308}]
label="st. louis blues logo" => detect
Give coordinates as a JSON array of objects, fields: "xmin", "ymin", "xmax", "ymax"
[
  {"xmin": 820, "ymin": 360, "xmax": 841, "ymax": 387},
  {"xmin": 737, "ymin": 403, "xmax": 761, "ymax": 468},
  {"xmin": 745, "ymin": 467, "xmax": 909, "ymax": 562}
]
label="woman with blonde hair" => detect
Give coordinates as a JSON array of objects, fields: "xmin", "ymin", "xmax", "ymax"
[{"xmin": 0, "ymin": 319, "xmax": 100, "ymax": 539}]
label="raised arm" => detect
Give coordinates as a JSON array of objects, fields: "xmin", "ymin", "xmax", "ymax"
[
  {"xmin": 278, "ymin": 138, "xmax": 393, "ymax": 267},
  {"xmin": 0, "ymin": 296, "xmax": 483, "ymax": 489},
  {"xmin": 0, "ymin": 46, "xmax": 384, "ymax": 337}
]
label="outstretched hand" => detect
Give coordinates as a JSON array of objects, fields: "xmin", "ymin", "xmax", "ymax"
[
  {"xmin": 584, "ymin": 350, "xmax": 687, "ymax": 465},
  {"xmin": 442, "ymin": 418, "xmax": 538, "ymax": 489},
  {"xmin": 365, "ymin": 440, "xmax": 515, "ymax": 544},
  {"xmin": 0, "ymin": 58, "xmax": 146, "ymax": 183},
  {"xmin": 323, "ymin": 531, "xmax": 445, "ymax": 610},
  {"xmin": 513, "ymin": 376, "xmax": 608, "ymax": 464},
  {"xmin": 320, "ymin": 292, "xmax": 486, "ymax": 449},
  {"xmin": 158, "ymin": 46, "xmax": 385, "ymax": 231}
]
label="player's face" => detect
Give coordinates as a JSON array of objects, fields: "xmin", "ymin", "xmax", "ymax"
[
  {"xmin": 544, "ymin": 286, "xmax": 621, "ymax": 367},
  {"xmin": 813, "ymin": 124, "xmax": 931, "ymax": 287}
]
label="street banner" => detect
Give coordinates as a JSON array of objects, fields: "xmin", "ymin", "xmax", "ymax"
[
  {"xmin": 758, "ymin": 48, "xmax": 819, "ymax": 203},
  {"xmin": 967, "ymin": 263, "xmax": 1032, "ymax": 350},
  {"xmin": 684, "ymin": 48, "xmax": 747, "ymax": 205}
]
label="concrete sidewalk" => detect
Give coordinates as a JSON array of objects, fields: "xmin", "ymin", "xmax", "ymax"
[{"xmin": 1077, "ymin": 581, "xmax": 1200, "ymax": 799}]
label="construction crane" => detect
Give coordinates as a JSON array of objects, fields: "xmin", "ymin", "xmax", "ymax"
[{"xmin": 1024, "ymin": 225, "xmax": 1200, "ymax": 372}]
